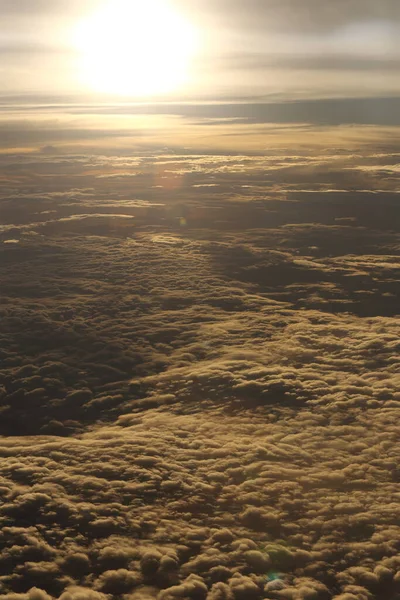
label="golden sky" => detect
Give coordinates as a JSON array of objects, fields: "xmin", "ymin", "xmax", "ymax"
[
  {"xmin": 0, "ymin": 0, "xmax": 399, "ymax": 155},
  {"xmin": 1, "ymin": 0, "xmax": 400, "ymax": 101}
]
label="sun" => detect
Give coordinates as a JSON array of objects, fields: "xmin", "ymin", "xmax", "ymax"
[{"xmin": 73, "ymin": 0, "xmax": 198, "ymax": 97}]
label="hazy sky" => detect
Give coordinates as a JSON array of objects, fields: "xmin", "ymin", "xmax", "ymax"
[
  {"xmin": 1, "ymin": 0, "xmax": 400, "ymax": 101},
  {"xmin": 1, "ymin": 0, "xmax": 400, "ymax": 155}
]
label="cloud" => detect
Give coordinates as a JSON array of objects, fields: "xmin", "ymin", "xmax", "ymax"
[
  {"xmin": 2, "ymin": 0, "xmax": 400, "ymax": 32},
  {"xmin": 0, "ymin": 120, "xmax": 144, "ymax": 149},
  {"xmin": 0, "ymin": 143, "xmax": 399, "ymax": 599},
  {"xmin": 174, "ymin": 98, "xmax": 400, "ymax": 127},
  {"xmin": 218, "ymin": 53, "xmax": 400, "ymax": 74},
  {"xmin": 1, "ymin": 100, "xmax": 400, "ymax": 158},
  {"xmin": 183, "ymin": 0, "xmax": 400, "ymax": 34},
  {"xmin": 0, "ymin": 0, "xmax": 97, "ymax": 21}
]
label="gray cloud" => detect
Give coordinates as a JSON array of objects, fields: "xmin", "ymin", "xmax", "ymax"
[
  {"xmin": 182, "ymin": 0, "xmax": 400, "ymax": 33},
  {"xmin": 1, "ymin": 98, "xmax": 400, "ymax": 152},
  {"xmin": 2, "ymin": 0, "xmax": 400, "ymax": 31},
  {"xmin": 0, "ymin": 120, "xmax": 145, "ymax": 148},
  {"xmin": 171, "ymin": 98, "xmax": 400, "ymax": 126},
  {"xmin": 220, "ymin": 53, "xmax": 400, "ymax": 73},
  {"xmin": 0, "ymin": 0, "xmax": 95, "ymax": 17}
]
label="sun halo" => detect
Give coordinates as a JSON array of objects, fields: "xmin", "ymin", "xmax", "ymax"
[{"xmin": 74, "ymin": 0, "xmax": 199, "ymax": 98}]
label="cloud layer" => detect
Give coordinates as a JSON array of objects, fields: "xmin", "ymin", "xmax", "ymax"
[{"xmin": 0, "ymin": 140, "xmax": 399, "ymax": 599}]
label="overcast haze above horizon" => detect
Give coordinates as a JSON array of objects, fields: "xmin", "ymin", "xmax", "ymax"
[
  {"xmin": 1, "ymin": 0, "xmax": 400, "ymax": 100},
  {"xmin": 1, "ymin": 0, "xmax": 400, "ymax": 156}
]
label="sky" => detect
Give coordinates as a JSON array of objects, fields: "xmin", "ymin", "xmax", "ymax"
[
  {"xmin": 1, "ymin": 0, "xmax": 400, "ymax": 100},
  {"xmin": 0, "ymin": 0, "xmax": 399, "ymax": 157}
]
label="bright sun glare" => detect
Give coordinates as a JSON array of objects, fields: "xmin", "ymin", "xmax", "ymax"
[{"xmin": 74, "ymin": 0, "xmax": 198, "ymax": 97}]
